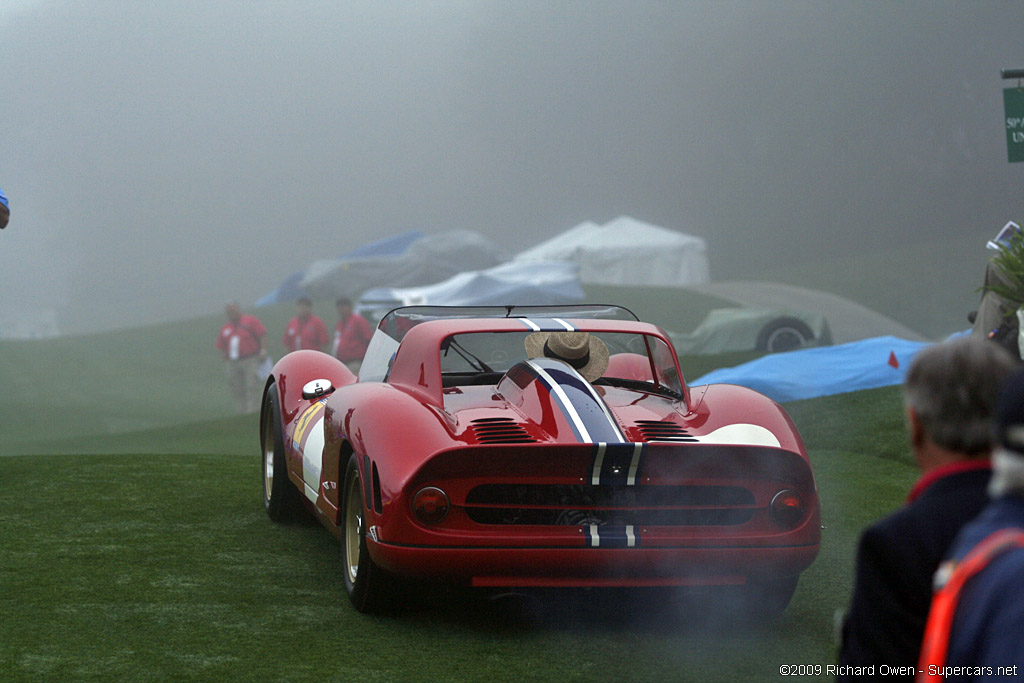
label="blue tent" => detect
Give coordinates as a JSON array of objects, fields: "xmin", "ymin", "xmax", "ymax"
[
  {"xmin": 341, "ymin": 230, "xmax": 425, "ymax": 259},
  {"xmin": 256, "ymin": 230, "xmax": 425, "ymax": 306},
  {"xmin": 690, "ymin": 335, "xmax": 932, "ymax": 403}
]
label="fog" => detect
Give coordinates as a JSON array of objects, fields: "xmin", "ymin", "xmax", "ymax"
[{"xmin": 3, "ymin": 1, "xmax": 1023, "ymax": 336}]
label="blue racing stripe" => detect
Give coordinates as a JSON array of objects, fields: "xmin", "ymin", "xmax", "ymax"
[
  {"xmin": 523, "ymin": 358, "xmax": 625, "ymax": 443},
  {"xmin": 591, "ymin": 442, "xmax": 645, "ymax": 486},
  {"xmin": 585, "ymin": 524, "xmax": 639, "ymax": 548}
]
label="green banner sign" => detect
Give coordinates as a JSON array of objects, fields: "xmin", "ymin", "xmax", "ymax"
[{"xmin": 1005, "ymin": 87, "xmax": 1024, "ymax": 163}]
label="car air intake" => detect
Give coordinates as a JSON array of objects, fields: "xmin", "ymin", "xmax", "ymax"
[
  {"xmin": 634, "ymin": 420, "xmax": 698, "ymax": 442},
  {"xmin": 469, "ymin": 418, "xmax": 535, "ymax": 444}
]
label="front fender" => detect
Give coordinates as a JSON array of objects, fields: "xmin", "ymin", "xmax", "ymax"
[{"xmin": 265, "ymin": 350, "xmax": 357, "ymax": 427}]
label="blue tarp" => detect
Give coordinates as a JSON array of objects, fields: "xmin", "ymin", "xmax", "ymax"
[{"xmin": 690, "ymin": 335, "xmax": 933, "ymax": 403}]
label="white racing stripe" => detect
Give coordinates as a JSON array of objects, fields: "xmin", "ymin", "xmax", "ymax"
[
  {"xmin": 693, "ymin": 423, "xmax": 780, "ymax": 447},
  {"xmin": 591, "ymin": 443, "xmax": 607, "ymax": 485},
  {"xmin": 527, "ymin": 360, "xmax": 594, "ymax": 442},
  {"xmin": 627, "ymin": 443, "xmax": 642, "ymax": 486},
  {"xmin": 586, "ymin": 524, "xmax": 638, "ymax": 548},
  {"xmin": 302, "ymin": 418, "xmax": 325, "ymax": 502},
  {"xmin": 520, "ymin": 318, "xmax": 578, "ymax": 332}
]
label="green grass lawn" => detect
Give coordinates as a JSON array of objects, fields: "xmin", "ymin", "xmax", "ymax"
[
  {"xmin": 0, "ymin": 384, "xmax": 917, "ymax": 682},
  {"xmin": 0, "ymin": 303, "xmax": 922, "ymax": 680}
]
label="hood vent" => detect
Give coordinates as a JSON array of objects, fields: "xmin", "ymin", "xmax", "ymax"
[
  {"xmin": 470, "ymin": 417, "xmax": 536, "ymax": 444},
  {"xmin": 635, "ymin": 419, "xmax": 698, "ymax": 443}
]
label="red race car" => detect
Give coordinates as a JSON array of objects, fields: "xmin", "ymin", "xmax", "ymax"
[{"xmin": 260, "ymin": 305, "xmax": 820, "ymax": 613}]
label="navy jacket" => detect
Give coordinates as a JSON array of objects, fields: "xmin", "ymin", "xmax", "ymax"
[
  {"xmin": 838, "ymin": 465, "xmax": 992, "ymax": 681},
  {"xmin": 942, "ymin": 496, "xmax": 1024, "ymax": 677}
]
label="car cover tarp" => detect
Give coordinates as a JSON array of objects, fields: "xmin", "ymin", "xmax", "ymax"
[
  {"xmin": 514, "ymin": 216, "xmax": 710, "ymax": 287},
  {"xmin": 691, "ymin": 335, "xmax": 933, "ymax": 403},
  {"xmin": 256, "ymin": 230, "xmax": 426, "ymax": 306},
  {"xmin": 669, "ymin": 308, "xmax": 831, "ymax": 355},
  {"xmin": 359, "ymin": 261, "xmax": 585, "ymax": 311},
  {"xmin": 299, "ymin": 230, "xmax": 503, "ymax": 301}
]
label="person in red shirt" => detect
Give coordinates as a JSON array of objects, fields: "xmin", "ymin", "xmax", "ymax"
[
  {"xmin": 215, "ymin": 301, "xmax": 268, "ymax": 413},
  {"xmin": 282, "ymin": 297, "xmax": 329, "ymax": 353},
  {"xmin": 332, "ymin": 297, "xmax": 373, "ymax": 373}
]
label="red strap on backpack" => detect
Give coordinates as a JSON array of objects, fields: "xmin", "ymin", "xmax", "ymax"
[{"xmin": 917, "ymin": 528, "xmax": 1024, "ymax": 682}]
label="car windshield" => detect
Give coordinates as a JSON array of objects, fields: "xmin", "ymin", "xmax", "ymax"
[
  {"xmin": 360, "ymin": 305, "xmax": 647, "ymax": 384},
  {"xmin": 440, "ymin": 330, "xmax": 683, "ymax": 398},
  {"xmin": 376, "ymin": 304, "xmax": 638, "ymax": 343}
]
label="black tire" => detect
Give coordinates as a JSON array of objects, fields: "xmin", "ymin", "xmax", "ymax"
[
  {"xmin": 742, "ymin": 576, "xmax": 799, "ymax": 617},
  {"xmin": 755, "ymin": 317, "xmax": 814, "ymax": 353},
  {"xmin": 261, "ymin": 382, "xmax": 307, "ymax": 522},
  {"xmin": 342, "ymin": 452, "xmax": 399, "ymax": 613},
  {"xmin": 682, "ymin": 575, "xmax": 798, "ymax": 625}
]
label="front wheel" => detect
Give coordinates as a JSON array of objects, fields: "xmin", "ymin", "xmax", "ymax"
[
  {"xmin": 261, "ymin": 381, "xmax": 307, "ymax": 522},
  {"xmin": 342, "ymin": 453, "xmax": 399, "ymax": 613}
]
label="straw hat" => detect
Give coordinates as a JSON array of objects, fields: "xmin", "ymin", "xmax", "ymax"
[{"xmin": 524, "ymin": 331, "xmax": 609, "ymax": 381}]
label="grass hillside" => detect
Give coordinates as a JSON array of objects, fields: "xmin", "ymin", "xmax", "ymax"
[
  {"xmin": 0, "ymin": 304, "xmax": 298, "ymax": 455},
  {"xmin": 0, "ymin": 269, "xmax": 953, "ymax": 679},
  {"xmin": 0, "ymin": 300, "xmax": 922, "ymax": 680},
  {"xmin": 0, "ymin": 296, "xmax": 756, "ymax": 456}
]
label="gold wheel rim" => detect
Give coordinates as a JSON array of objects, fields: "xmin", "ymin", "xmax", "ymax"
[
  {"xmin": 262, "ymin": 416, "xmax": 274, "ymax": 501},
  {"xmin": 345, "ymin": 471, "xmax": 363, "ymax": 583}
]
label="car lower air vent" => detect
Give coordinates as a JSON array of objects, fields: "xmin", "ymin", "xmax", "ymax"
[
  {"xmin": 634, "ymin": 419, "xmax": 698, "ymax": 442},
  {"xmin": 470, "ymin": 417, "xmax": 535, "ymax": 444}
]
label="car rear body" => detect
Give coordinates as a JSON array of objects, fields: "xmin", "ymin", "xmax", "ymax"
[{"xmin": 263, "ymin": 305, "xmax": 819, "ymax": 601}]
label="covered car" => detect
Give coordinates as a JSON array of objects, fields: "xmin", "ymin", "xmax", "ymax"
[{"xmin": 670, "ymin": 308, "xmax": 832, "ymax": 355}]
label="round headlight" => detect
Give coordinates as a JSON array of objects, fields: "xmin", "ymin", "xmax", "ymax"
[
  {"xmin": 770, "ymin": 489, "xmax": 805, "ymax": 529},
  {"xmin": 413, "ymin": 487, "xmax": 450, "ymax": 524}
]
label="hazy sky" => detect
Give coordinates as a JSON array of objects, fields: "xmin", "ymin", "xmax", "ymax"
[{"xmin": 3, "ymin": 1, "xmax": 1024, "ymax": 334}]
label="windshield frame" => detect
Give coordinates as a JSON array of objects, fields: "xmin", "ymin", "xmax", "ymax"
[{"xmin": 359, "ymin": 313, "xmax": 689, "ymax": 410}]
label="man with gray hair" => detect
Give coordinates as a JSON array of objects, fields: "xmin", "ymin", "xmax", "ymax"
[
  {"xmin": 918, "ymin": 366, "xmax": 1024, "ymax": 677},
  {"xmin": 838, "ymin": 336, "xmax": 1017, "ymax": 681}
]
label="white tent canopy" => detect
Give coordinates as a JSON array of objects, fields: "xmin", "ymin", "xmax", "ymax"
[
  {"xmin": 513, "ymin": 216, "xmax": 709, "ymax": 287},
  {"xmin": 358, "ymin": 261, "xmax": 584, "ymax": 316}
]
